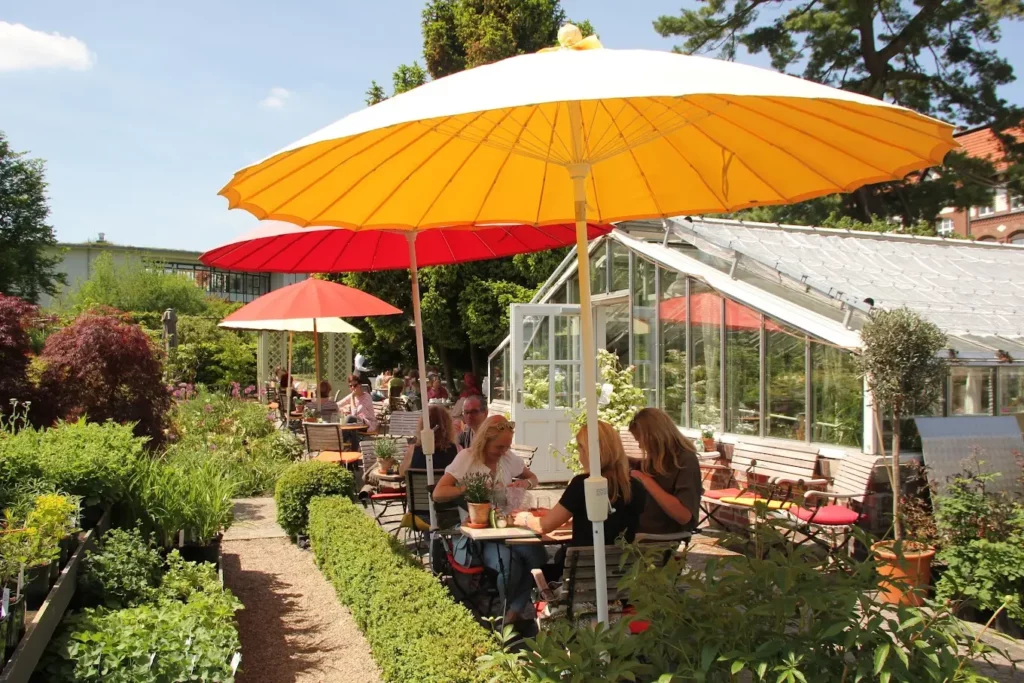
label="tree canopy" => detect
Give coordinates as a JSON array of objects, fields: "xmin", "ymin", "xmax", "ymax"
[
  {"xmin": 344, "ymin": 0, "xmax": 589, "ymax": 381},
  {"xmin": 0, "ymin": 131, "xmax": 65, "ymax": 304},
  {"xmin": 655, "ymin": 0, "xmax": 1024, "ymax": 230}
]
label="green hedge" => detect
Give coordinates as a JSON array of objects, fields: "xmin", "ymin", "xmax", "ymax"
[
  {"xmin": 275, "ymin": 461, "xmax": 354, "ymax": 537},
  {"xmin": 308, "ymin": 497, "xmax": 493, "ymax": 683}
]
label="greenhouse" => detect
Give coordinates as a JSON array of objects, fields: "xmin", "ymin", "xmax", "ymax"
[{"xmin": 488, "ymin": 217, "xmax": 1024, "ymax": 481}]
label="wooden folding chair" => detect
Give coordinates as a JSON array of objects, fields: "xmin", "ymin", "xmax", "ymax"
[
  {"xmin": 509, "ymin": 444, "xmax": 538, "ymax": 469},
  {"xmin": 303, "ymin": 423, "xmax": 361, "ymax": 469},
  {"xmin": 387, "ymin": 411, "xmax": 422, "ymax": 441}
]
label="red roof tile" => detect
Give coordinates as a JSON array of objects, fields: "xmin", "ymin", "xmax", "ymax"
[{"xmin": 954, "ymin": 126, "xmax": 1024, "ymax": 171}]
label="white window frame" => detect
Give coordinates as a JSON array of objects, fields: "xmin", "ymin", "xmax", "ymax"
[{"xmin": 938, "ymin": 218, "xmax": 954, "ymax": 236}]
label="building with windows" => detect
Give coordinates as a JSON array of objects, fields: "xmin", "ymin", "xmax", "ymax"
[
  {"xmin": 938, "ymin": 125, "xmax": 1024, "ymax": 243},
  {"xmin": 488, "ymin": 217, "xmax": 1024, "ymax": 481},
  {"xmin": 39, "ymin": 235, "xmax": 306, "ymax": 308}
]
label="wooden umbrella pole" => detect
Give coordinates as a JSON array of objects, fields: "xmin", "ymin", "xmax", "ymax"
[
  {"xmin": 286, "ymin": 331, "xmax": 294, "ymax": 428},
  {"xmin": 314, "ymin": 319, "xmax": 323, "ymax": 413}
]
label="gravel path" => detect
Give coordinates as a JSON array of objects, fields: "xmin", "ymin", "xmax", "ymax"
[{"xmin": 223, "ymin": 498, "xmax": 382, "ymax": 683}]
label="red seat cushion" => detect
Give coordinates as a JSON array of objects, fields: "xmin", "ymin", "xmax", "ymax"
[
  {"xmin": 447, "ymin": 553, "xmax": 483, "ymax": 575},
  {"xmin": 370, "ymin": 492, "xmax": 405, "ymax": 500},
  {"xmin": 703, "ymin": 488, "xmax": 742, "ymax": 500},
  {"xmin": 789, "ymin": 505, "xmax": 861, "ymax": 525}
]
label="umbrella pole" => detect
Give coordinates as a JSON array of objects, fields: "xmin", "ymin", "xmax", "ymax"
[
  {"xmin": 286, "ymin": 331, "xmax": 294, "ymax": 429},
  {"xmin": 569, "ymin": 102, "xmax": 609, "ymax": 625},
  {"xmin": 314, "ymin": 318, "xmax": 323, "ymax": 413},
  {"xmin": 407, "ymin": 233, "xmax": 438, "ymax": 530}
]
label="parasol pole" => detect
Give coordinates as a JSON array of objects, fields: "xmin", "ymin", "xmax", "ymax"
[
  {"xmin": 407, "ymin": 233, "xmax": 438, "ymax": 529},
  {"xmin": 314, "ymin": 318, "xmax": 323, "ymax": 413},
  {"xmin": 569, "ymin": 100, "xmax": 610, "ymax": 625},
  {"xmin": 285, "ymin": 331, "xmax": 294, "ymax": 428}
]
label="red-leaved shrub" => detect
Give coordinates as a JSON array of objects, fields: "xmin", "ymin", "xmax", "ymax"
[
  {"xmin": 0, "ymin": 293, "xmax": 37, "ymax": 410},
  {"xmin": 38, "ymin": 312, "xmax": 170, "ymax": 442}
]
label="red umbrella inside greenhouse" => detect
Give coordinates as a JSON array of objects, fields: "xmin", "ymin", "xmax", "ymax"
[{"xmin": 202, "ymin": 219, "xmax": 612, "ymax": 527}]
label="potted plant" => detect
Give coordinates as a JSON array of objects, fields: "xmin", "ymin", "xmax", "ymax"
[
  {"xmin": 460, "ymin": 473, "xmax": 493, "ymax": 526},
  {"xmin": 28, "ymin": 494, "xmax": 79, "ymax": 575},
  {"xmin": 0, "ymin": 527, "xmax": 30, "ymax": 666},
  {"xmin": 856, "ymin": 307, "xmax": 946, "ymax": 605},
  {"xmin": 700, "ymin": 425, "xmax": 716, "ymax": 453},
  {"xmin": 178, "ymin": 464, "xmax": 235, "ymax": 568},
  {"xmin": 374, "ymin": 438, "xmax": 399, "ymax": 474}
]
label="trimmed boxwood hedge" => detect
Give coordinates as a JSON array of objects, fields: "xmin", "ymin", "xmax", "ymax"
[
  {"xmin": 308, "ymin": 496, "xmax": 494, "ymax": 683},
  {"xmin": 275, "ymin": 461, "xmax": 354, "ymax": 537}
]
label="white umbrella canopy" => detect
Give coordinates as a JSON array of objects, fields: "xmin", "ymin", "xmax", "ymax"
[
  {"xmin": 219, "ymin": 318, "xmax": 361, "ymax": 334},
  {"xmin": 218, "ymin": 26, "xmax": 957, "ymax": 624}
]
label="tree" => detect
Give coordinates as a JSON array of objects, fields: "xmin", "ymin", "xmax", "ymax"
[
  {"xmin": 0, "ymin": 293, "xmax": 37, "ymax": 412},
  {"xmin": 655, "ymin": 1, "xmax": 1024, "ymax": 229},
  {"xmin": 856, "ymin": 308, "xmax": 946, "ymax": 541},
  {"xmin": 0, "ymin": 131, "xmax": 65, "ymax": 303},
  {"xmin": 37, "ymin": 312, "xmax": 171, "ymax": 442},
  {"xmin": 66, "ymin": 252, "xmax": 211, "ymax": 315}
]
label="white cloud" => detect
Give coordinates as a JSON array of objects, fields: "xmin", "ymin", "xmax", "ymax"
[
  {"xmin": 260, "ymin": 87, "xmax": 291, "ymax": 109},
  {"xmin": 0, "ymin": 22, "xmax": 95, "ymax": 72}
]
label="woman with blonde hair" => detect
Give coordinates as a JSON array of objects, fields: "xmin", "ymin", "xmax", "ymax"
[
  {"xmin": 434, "ymin": 415, "xmax": 542, "ymax": 623},
  {"xmin": 627, "ymin": 407, "xmax": 703, "ymax": 535},
  {"xmin": 399, "ymin": 404, "xmax": 459, "ymax": 474},
  {"xmin": 522, "ymin": 420, "xmax": 646, "ymax": 550}
]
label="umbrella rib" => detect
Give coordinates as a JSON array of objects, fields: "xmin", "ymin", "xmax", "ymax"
[
  {"xmin": 324, "ymin": 230, "xmax": 357, "ymax": 272},
  {"xmin": 825, "ymin": 99, "xmax": 952, "ymax": 141},
  {"xmin": 623, "ymin": 97, "xmax": 727, "ymax": 208},
  {"xmin": 289, "ymin": 230, "xmax": 338, "ymax": 272},
  {"xmin": 471, "ymin": 106, "xmax": 544, "ymax": 225},
  {"xmin": 687, "ymin": 97, "xmax": 850, "ymax": 192},
  {"xmin": 361, "ymin": 109, "xmax": 494, "ymax": 226},
  {"xmin": 705, "ymin": 95, "xmax": 898, "ymax": 182},
  {"xmin": 774, "ymin": 98, "xmax": 950, "ymax": 164},
  {"xmin": 597, "ymin": 99, "xmax": 666, "ymax": 217},
  {"xmin": 437, "ymin": 229, "xmax": 460, "ymax": 262},
  {"xmin": 533, "ymin": 104, "xmax": 561, "ymax": 227},
  {"xmin": 307, "ymin": 116, "xmax": 463, "ymax": 226},
  {"xmin": 412, "ymin": 108, "xmax": 519, "ymax": 227}
]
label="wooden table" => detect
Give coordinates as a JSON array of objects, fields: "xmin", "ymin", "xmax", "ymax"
[
  {"xmin": 376, "ymin": 471, "xmax": 405, "ymax": 491},
  {"xmin": 459, "ymin": 523, "xmax": 572, "ymax": 545}
]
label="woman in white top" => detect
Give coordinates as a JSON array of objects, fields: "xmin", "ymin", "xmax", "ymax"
[{"xmin": 434, "ymin": 415, "xmax": 542, "ymax": 623}]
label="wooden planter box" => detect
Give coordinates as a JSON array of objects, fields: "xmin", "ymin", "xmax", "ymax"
[{"xmin": 0, "ymin": 509, "xmax": 110, "ymax": 683}]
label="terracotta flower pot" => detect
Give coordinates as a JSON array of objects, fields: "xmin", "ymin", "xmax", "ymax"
[
  {"xmin": 873, "ymin": 541, "xmax": 935, "ymax": 606},
  {"xmin": 702, "ymin": 437, "xmax": 717, "ymax": 452},
  {"xmin": 467, "ymin": 502, "xmax": 491, "ymax": 526}
]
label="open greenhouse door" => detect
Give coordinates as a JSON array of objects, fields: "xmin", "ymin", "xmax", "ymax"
[{"xmin": 510, "ymin": 303, "xmax": 582, "ymax": 483}]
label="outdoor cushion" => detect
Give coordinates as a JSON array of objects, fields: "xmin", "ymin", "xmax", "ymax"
[
  {"xmin": 788, "ymin": 505, "xmax": 861, "ymax": 525},
  {"xmin": 370, "ymin": 492, "xmax": 405, "ymax": 500},
  {"xmin": 399, "ymin": 513, "xmax": 430, "ymax": 532},
  {"xmin": 702, "ymin": 488, "xmax": 742, "ymax": 500},
  {"xmin": 314, "ymin": 451, "xmax": 361, "ymax": 465},
  {"xmin": 719, "ymin": 496, "xmax": 792, "ymax": 510}
]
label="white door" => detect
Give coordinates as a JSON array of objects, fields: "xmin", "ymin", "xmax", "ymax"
[{"xmin": 510, "ymin": 303, "xmax": 582, "ymax": 482}]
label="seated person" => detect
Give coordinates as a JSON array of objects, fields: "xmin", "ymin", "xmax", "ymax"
[
  {"xmin": 518, "ymin": 421, "xmax": 646, "ymax": 575},
  {"xmin": 400, "ymin": 405, "xmax": 460, "ymax": 474},
  {"xmin": 427, "ymin": 378, "xmax": 450, "ymax": 402},
  {"xmin": 433, "ymin": 416, "xmax": 543, "ymax": 623},
  {"xmin": 338, "ymin": 374, "xmax": 377, "ymax": 449},
  {"xmin": 627, "ymin": 408, "xmax": 702, "ymax": 536},
  {"xmin": 456, "ymin": 394, "xmax": 488, "ymax": 449},
  {"xmin": 318, "ymin": 380, "xmax": 339, "ymax": 422}
]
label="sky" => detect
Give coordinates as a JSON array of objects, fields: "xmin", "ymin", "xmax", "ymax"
[{"xmin": 3, "ymin": 2, "xmax": 1024, "ymax": 252}]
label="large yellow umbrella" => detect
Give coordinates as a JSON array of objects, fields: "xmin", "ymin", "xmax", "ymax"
[{"xmin": 219, "ymin": 25, "xmax": 956, "ymax": 622}]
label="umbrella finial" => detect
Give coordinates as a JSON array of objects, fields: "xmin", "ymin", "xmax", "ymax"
[{"xmin": 558, "ymin": 23, "xmax": 583, "ymax": 48}]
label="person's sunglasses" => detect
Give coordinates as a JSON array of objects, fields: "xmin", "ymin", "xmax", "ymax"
[
  {"xmin": 494, "ymin": 420, "xmax": 515, "ymax": 432},
  {"xmin": 349, "ymin": 383, "xmax": 359, "ymax": 388}
]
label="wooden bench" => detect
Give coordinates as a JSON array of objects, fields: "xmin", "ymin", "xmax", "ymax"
[
  {"xmin": 510, "ymin": 444, "xmax": 538, "ymax": 469},
  {"xmin": 531, "ymin": 543, "xmax": 675, "ymax": 624}
]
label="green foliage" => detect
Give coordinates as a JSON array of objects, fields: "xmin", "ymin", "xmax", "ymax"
[
  {"xmin": 274, "ymin": 461, "xmax": 354, "ymax": 537},
  {"xmin": 560, "ymin": 350, "xmax": 647, "ymax": 473},
  {"xmin": 460, "ymin": 472, "xmax": 493, "ymax": 504},
  {"xmin": 64, "ymin": 252, "xmax": 210, "ymax": 315},
  {"xmin": 44, "ymin": 550, "xmax": 241, "ymax": 683},
  {"xmin": 0, "ymin": 131, "xmax": 65, "ymax": 303},
  {"xmin": 934, "ymin": 459, "xmax": 1024, "ymax": 622},
  {"xmin": 308, "ymin": 496, "xmax": 492, "ymax": 682},
  {"xmin": 857, "ymin": 308, "xmax": 945, "ymax": 540},
  {"xmin": 79, "ymin": 528, "xmax": 163, "ymax": 609},
  {"xmin": 482, "ymin": 522, "xmax": 1004, "ymax": 682},
  {"xmin": 0, "ymin": 420, "xmax": 146, "ymax": 508},
  {"xmin": 460, "ymin": 279, "xmax": 534, "ymax": 351},
  {"xmin": 655, "ymin": 1, "xmax": 1024, "ymax": 227},
  {"xmin": 165, "ymin": 316, "xmax": 256, "ymax": 389},
  {"xmin": 166, "ymin": 389, "xmax": 299, "ymax": 497}
]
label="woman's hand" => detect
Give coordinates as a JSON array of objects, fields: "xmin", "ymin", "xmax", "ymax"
[
  {"xmin": 630, "ymin": 469, "xmax": 653, "ymax": 489},
  {"xmin": 509, "ymin": 479, "xmax": 532, "ymax": 489}
]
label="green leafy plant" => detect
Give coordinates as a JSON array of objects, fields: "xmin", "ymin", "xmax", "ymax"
[
  {"xmin": 274, "ymin": 461, "xmax": 354, "ymax": 537},
  {"xmin": 373, "ymin": 438, "xmax": 399, "ymax": 472},
  {"xmin": 481, "ymin": 520, "xmax": 1009, "ymax": 682},
  {"xmin": 460, "ymin": 472, "xmax": 493, "ymax": 504},
  {"xmin": 934, "ymin": 458, "xmax": 1024, "ymax": 623},
  {"xmin": 856, "ymin": 308, "xmax": 946, "ymax": 541},
  {"xmin": 308, "ymin": 496, "xmax": 492, "ymax": 682},
  {"xmin": 558, "ymin": 350, "xmax": 647, "ymax": 473},
  {"xmin": 79, "ymin": 528, "xmax": 163, "ymax": 609}
]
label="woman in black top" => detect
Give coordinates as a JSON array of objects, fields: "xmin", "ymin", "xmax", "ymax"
[
  {"xmin": 519, "ymin": 421, "xmax": 646, "ymax": 548},
  {"xmin": 399, "ymin": 404, "xmax": 460, "ymax": 474}
]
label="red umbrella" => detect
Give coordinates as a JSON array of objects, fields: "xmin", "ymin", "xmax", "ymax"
[
  {"xmin": 202, "ymin": 220, "xmax": 611, "ymax": 272},
  {"xmin": 222, "ymin": 277, "xmax": 402, "ymax": 413}
]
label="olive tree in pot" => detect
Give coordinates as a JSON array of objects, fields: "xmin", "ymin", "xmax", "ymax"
[{"xmin": 856, "ymin": 307, "xmax": 946, "ymax": 605}]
